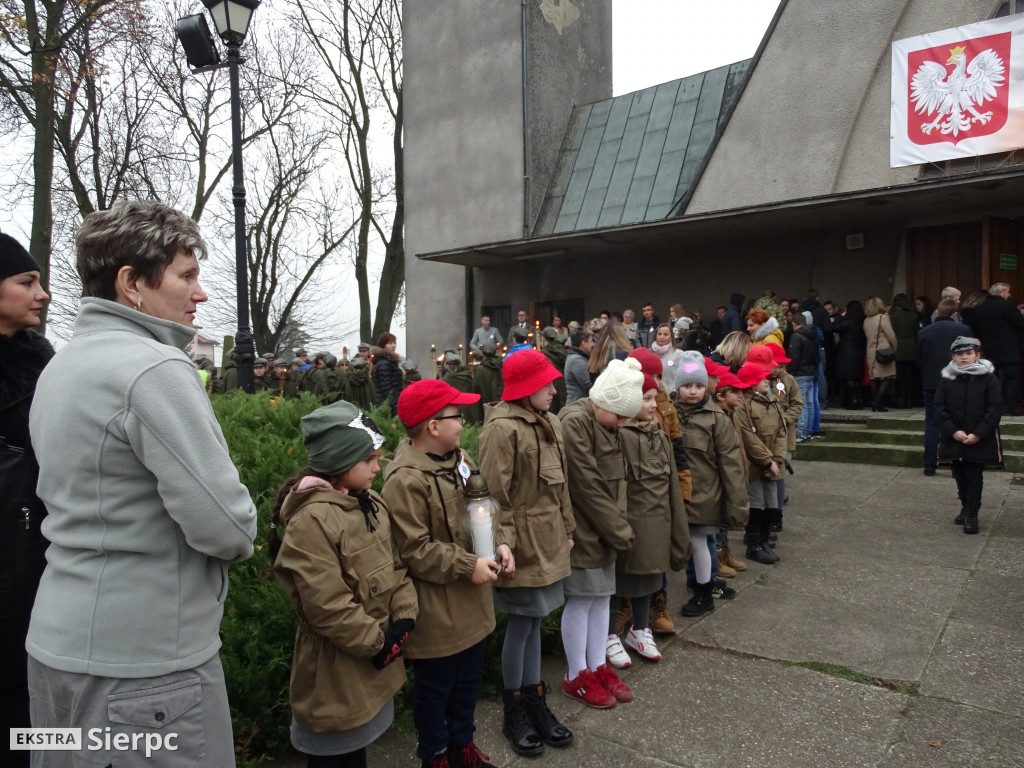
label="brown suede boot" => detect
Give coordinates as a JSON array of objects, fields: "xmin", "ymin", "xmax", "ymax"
[
  {"xmin": 614, "ymin": 599, "xmax": 632, "ymax": 635},
  {"xmin": 718, "ymin": 547, "xmax": 747, "ymax": 572},
  {"xmin": 648, "ymin": 591, "xmax": 676, "ymax": 634},
  {"xmin": 717, "ymin": 560, "xmax": 737, "ymax": 578}
]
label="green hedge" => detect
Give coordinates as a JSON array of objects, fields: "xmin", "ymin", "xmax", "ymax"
[{"xmin": 212, "ymin": 393, "xmax": 563, "ymax": 765}]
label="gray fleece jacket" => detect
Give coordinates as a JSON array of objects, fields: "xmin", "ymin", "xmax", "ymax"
[{"xmin": 28, "ymin": 298, "xmax": 257, "ymax": 677}]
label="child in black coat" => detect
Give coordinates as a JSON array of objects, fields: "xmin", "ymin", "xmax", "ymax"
[{"xmin": 935, "ymin": 336, "xmax": 1002, "ymax": 534}]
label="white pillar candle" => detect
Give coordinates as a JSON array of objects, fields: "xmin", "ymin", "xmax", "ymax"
[{"xmin": 467, "ymin": 501, "xmax": 495, "ymax": 561}]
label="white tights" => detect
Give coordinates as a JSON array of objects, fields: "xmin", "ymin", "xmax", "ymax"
[
  {"xmin": 560, "ymin": 595, "xmax": 610, "ymax": 678},
  {"xmin": 691, "ymin": 532, "xmax": 712, "ymax": 584}
]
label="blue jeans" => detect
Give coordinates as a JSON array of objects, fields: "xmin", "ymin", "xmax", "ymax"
[
  {"xmin": 412, "ymin": 641, "xmax": 485, "ymax": 759},
  {"xmin": 795, "ymin": 375, "xmax": 817, "ymax": 439},
  {"xmin": 814, "ymin": 357, "xmax": 827, "ymax": 427},
  {"xmin": 923, "ymin": 389, "xmax": 939, "ymax": 471}
]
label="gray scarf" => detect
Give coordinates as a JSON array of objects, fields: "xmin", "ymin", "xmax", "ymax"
[{"xmin": 940, "ymin": 358, "xmax": 994, "ymax": 379}]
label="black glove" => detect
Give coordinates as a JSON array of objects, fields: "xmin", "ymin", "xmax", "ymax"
[{"xmin": 371, "ymin": 618, "xmax": 416, "ymax": 669}]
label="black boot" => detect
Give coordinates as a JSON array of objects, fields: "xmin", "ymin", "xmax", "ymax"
[
  {"xmin": 954, "ymin": 494, "xmax": 966, "ymax": 526},
  {"xmin": 770, "ymin": 508, "xmax": 783, "ymax": 532},
  {"xmin": 761, "ymin": 510, "xmax": 782, "ymax": 562},
  {"xmin": 743, "ymin": 508, "xmax": 762, "ymax": 547},
  {"xmin": 963, "ymin": 501, "xmax": 980, "ymax": 534},
  {"xmin": 501, "ymin": 688, "xmax": 544, "ymax": 756},
  {"xmin": 680, "ymin": 581, "xmax": 714, "ymax": 617},
  {"xmin": 745, "ymin": 509, "xmax": 776, "ymax": 564},
  {"xmin": 522, "ymin": 682, "xmax": 573, "ymax": 748}
]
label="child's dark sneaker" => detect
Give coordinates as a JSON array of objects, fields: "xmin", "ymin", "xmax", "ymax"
[
  {"xmin": 562, "ymin": 670, "xmax": 616, "ymax": 709},
  {"xmin": 711, "ymin": 580, "xmax": 737, "ymax": 600}
]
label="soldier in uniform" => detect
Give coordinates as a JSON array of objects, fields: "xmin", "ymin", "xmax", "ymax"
[
  {"xmin": 253, "ymin": 358, "xmax": 273, "ymax": 392},
  {"xmin": 473, "ymin": 342, "xmax": 504, "ymax": 404},
  {"xmin": 442, "ymin": 350, "xmax": 483, "ymax": 424},
  {"xmin": 539, "ymin": 327, "xmax": 568, "ymax": 414},
  {"xmin": 345, "ymin": 356, "xmax": 376, "ymax": 411},
  {"xmin": 401, "ymin": 359, "xmax": 422, "ymax": 386}
]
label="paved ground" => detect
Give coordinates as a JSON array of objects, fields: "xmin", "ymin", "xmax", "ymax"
[{"xmin": 280, "ymin": 459, "xmax": 1024, "ymax": 767}]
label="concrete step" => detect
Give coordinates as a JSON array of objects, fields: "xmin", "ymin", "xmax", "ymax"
[
  {"xmin": 820, "ymin": 413, "xmax": 1024, "ymax": 436},
  {"xmin": 796, "ymin": 439, "xmax": 1024, "ymax": 472},
  {"xmin": 820, "ymin": 424, "xmax": 1024, "ymax": 450}
]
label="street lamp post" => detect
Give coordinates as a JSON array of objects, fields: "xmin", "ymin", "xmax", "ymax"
[{"xmin": 175, "ymin": 0, "xmax": 261, "ymax": 392}]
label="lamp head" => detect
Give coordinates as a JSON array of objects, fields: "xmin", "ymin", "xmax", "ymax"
[{"xmin": 201, "ymin": 0, "xmax": 261, "ymax": 44}]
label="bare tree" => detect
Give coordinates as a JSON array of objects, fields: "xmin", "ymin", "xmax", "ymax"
[
  {"xmin": 288, "ymin": 0, "xmax": 404, "ymax": 342},
  {"xmin": 0, "ymin": 0, "xmax": 120, "ymax": 328}
]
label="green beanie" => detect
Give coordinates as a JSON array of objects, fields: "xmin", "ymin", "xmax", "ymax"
[{"xmin": 301, "ymin": 400, "xmax": 385, "ymax": 476}]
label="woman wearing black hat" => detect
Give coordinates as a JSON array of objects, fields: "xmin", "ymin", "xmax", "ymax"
[{"xmin": 0, "ymin": 233, "xmax": 52, "ymax": 765}]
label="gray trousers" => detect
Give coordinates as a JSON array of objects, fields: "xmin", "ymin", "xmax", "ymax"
[{"xmin": 28, "ymin": 654, "xmax": 235, "ymax": 767}]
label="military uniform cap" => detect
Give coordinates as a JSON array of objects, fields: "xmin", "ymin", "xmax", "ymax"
[
  {"xmin": 541, "ymin": 326, "xmax": 558, "ymax": 340},
  {"xmin": 291, "ymin": 357, "xmax": 304, "ymax": 366},
  {"xmin": 400, "ymin": 359, "xmax": 419, "ymax": 371},
  {"xmin": 274, "ymin": 357, "xmax": 289, "ymax": 367},
  {"xmin": 350, "ymin": 356, "xmax": 368, "ymax": 368},
  {"xmin": 357, "ymin": 341, "xmax": 371, "ymax": 351},
  {"xmin": 262, "ymin": 352, "xmax": 275, "ymax": 361},
  {"xmin": 481, "ymin": 342, "xmax": 498, "ymax": 356},
  {"xmin": 444, "ymin": 351, "xmax": 461, "ymax": 364}
]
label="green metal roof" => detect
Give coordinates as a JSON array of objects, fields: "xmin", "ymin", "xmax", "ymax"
[{"xmin": 534, "ymin": 60, "xmax": 751, "ymax": 236}]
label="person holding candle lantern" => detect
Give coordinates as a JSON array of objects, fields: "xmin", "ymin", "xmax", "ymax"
[
  {"xmin": 382, "ymin": 380, "xmax": 512, "ymax": 768},
  {"xmin": 478, "ymin": 349, "xmax": 576, "ymax": 757}
]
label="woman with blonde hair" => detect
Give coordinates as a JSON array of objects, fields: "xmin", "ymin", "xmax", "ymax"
[
  {"xmin": 864, "ymin": 296, "xmax": 897, "ymax": 411},
  {"xmin": 714, "ymin": 331, "xmax": 754, "ymax": 372},
  {"xmin": 587, "ymin": 319, "xmax": 632, "ymax": 377}
]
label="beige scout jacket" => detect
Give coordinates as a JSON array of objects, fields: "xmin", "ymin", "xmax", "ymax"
[
  {"xmin": 772, "ymin": 370, "xmax": 803, "ymax": 453},
  {"xmin": 617, "ymin": 419, "xmax": 691, "ymax": 575},
  {"xmin": 478, "ymin": 401, "xmax": 574, "ymax": 588},
  {"xmin": 675, "ymin": 398, "xmax": 749, "ymax": 530},
  {"xmin": 736, "ymin": 390, "xmax": 788, "ymax": 482},
  {"xmin": 381, "ymin": 440, "xmax": 496, "ymax": 659},
  {"xmin": 273, "ymin": 485, "xmax": 417, "ymax": 733},
  {"xmin": 559, "ymin": 398, "xmax": 636, "ymax": 569}
]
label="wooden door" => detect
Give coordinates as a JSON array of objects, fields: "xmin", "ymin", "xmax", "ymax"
[
  {"xmin": 982, "ymin": 216, "xmax": 1022, "ymax": 298},
  {"xmin": 905, "ymin": 223, "xmax": 983, "ymax": 303}
]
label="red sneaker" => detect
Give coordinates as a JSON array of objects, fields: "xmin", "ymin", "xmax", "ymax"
[
  {"xmin": 594, "ymin": 663, "xmax": 633, "ymax": 703},
  {"xmin": 561, "ymin": 669, "xmax": 616, "ymax": 709}
]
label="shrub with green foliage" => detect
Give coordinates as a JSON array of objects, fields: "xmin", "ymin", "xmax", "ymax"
[{"xmin": 212, "ymin": 393, "xmax": 561, "ymax": 766}]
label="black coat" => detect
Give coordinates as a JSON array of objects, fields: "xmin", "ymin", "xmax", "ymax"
[
  {"xmin": 972, "ymin": 294, "xmax": 1024, "ymax": 364},
  {"xmin": 935, "ymin": 366, "xmax": 1002, "ymax": 464},
  {"xmin": 831, "ymin": 314, "xmax": 867, "ymax": 381},
  {"xmin": 786, "ymin": 325, "xmax": 819, "ymax": 377},
  {"xmin": 371, "ymin": 350, "xmax": 404, "ymax": 414},
  {"xmin": 800, "ymin": 299, "xmax": 833, "ymax": 355},
  {"xmin": 0, "ymin": 329, "xmax": 54, "ymax": 690},
  {"xmin": 916, "ymin": 317, "xmax": 964, "ymax": 390}
]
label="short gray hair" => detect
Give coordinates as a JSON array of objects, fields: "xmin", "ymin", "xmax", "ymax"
[
  {"xmin": 77, "ymin": 200, "xmax": 207, "ymax": 300},
  {"xmin": 989, "ymin": 283, "xmax": 1010, "ymax": 296}
]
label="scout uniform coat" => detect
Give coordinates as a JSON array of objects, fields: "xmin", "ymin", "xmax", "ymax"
[
  {"xmin": 736, "ymin": 390, "xmax": 788, "ymax": 482},
  {"xmin": 274, "ymin": 486, "xmax": 417, "ymax": 732}
]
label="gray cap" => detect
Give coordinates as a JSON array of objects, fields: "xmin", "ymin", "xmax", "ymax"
[
  {"xmin": 262, "ymin": 352, "xmax": 275, "ymax": 361},
  {"xmin": 481, "ymin": 341, "xmax": 498, "ymax": 356},
  {"xmin": 273, "ymin": 357, "xmax": 289, "ymax": 367},
  {"xmin": 541, "ymin": 326, "xmax": 558, "ymax": 340},
  {"xmin": 444, "ymin": 351, "xmax": 461, "ymax": 364},
  {"xmin": 253, "ymin": 358, "xmax": 268, "ymax": 369},
  {"xmin": 400, "ymin": 359, "xmax": 418, "ymax": 371},
  {"xmin": 950, "ymin": 336, "xmax": 981, "ymax": 352},
  {"xmin": 291, "ymin": 357, "xmax": 304, "ymax": 366},
  {"xmin": 350, "ymin": 356, "xmax": 367, "ymax": 368},
  {"xmin": 357, "ymin": 341, "xmax": 371, "ymax": 351}
]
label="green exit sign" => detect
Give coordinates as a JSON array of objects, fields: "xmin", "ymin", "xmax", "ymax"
[{"xmin": 1000, "ymin": 253, "xmax": 1018, "ymax": 270}]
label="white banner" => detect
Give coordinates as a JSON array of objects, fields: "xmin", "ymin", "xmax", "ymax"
[{"xmin": 891, "ymin": 14, "xmax": 1024, "ymax": 167}]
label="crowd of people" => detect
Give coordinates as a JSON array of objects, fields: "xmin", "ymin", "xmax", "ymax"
[{"xmin": 0, "ymin": 198, "xmax": 1007, "ymax": 768}]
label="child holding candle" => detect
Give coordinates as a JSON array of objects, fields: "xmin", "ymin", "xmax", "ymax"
[
  {"xmin": 270, "ymin": 401, "xmax": 419, "ymax": 768},
  {"xmin": 382, "ymin": 380, "xmax": 512, "ymax": 768},
  {"xmin": 478, "ymin": 349, "xmax": 576, "ymax": 757}
]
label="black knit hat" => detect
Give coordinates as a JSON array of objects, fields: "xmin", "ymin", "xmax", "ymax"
[{"xmin": 0, "ymin": 233, "xmax": 40, "ymax": 280}]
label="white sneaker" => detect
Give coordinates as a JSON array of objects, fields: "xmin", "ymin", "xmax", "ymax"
[
  {"xmin": 605, "ymin": 633, "xmax": 632, "ymax": 668},
  {"xmin": 623, "ymin": 627, "xmax": 661, "ymax": 662}
]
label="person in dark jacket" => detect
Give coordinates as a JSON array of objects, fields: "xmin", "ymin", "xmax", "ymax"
[
  {"xmin": 971, "ymin": 284, "xmax": 1024, "ymax": 415},
  {"xmin": 0, "ymin": 235, "xmax": 53, "ymax": 765},
  {"xmin": 917, "ymin": 298, "xmax": 965, "ymax": 476},
  {"xmin": 636, "ymin": 303, "xmax": 660, "ymax": 350},
  {"xmin": 721, "ymin": 293, "xmax": 744, "ymax": 337},
  {"xmin": 799, "ymin": 289, "xmax": 832, "ymax": 414},
  {"xmin": 473, "ymin": 342, "xmax": 504, "ymax": 404},
  {"xmin": 371, "ymin": 332, "xmax": 404, "ymax": 415},
  {"xmin": 889, "ymin": 294, "xmax": 919, "ymax": 407},
  {"xmin": 831, "ymin": 301, "xmax": 868, "ymax": 409},
  {"xmin": 786, "ymin": 311, "xmax": 818, "ymax": 442},
  {"xmin": 935, "ymin": 336, "xmax": 1002, "ymax": 534}
]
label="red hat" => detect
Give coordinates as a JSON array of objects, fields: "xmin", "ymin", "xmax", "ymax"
[
  {"xmin": 765, "ymin": 342, "xmax": 791, "ymax": 365},
  {"xmin": 703, "ymin": 357, "xmax": 731, "ymax": 378},
  {"xmin": 641, "ymin": 373, "xmax": 658, "ymax": 393},
  {"xmin": 628, "ymin": 347, "xmax": 663, "ymax": 378},
  {"xmin": 746, "ymin": 346, "xmax": 776, "ymax": 373},
  {"xmin": 735, "ymin": 362, "xmax": 769, "ymax": 389},
  {"xmin": 398, "ymin": 379, "xmax": 480, "ymax": 427},
  {"xmin": 501, "ymin": 349, "xmax": 563, "ymax": 401},
  {"xmin": 715, "ymin": 371, "xmax": 743, "ymax": 389}
]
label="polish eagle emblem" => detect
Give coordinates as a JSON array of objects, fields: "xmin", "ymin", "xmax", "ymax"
[{"xmin": 910, "ymin": 44, "xmax": 1006, "ymax": 137}]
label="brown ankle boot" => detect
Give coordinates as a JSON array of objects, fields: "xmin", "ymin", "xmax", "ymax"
[
  {"xmin": 718, "ymin": 547, "xmax": 747, "ymax": 571},
  {"xmin": 649, "ymin": 592, "xmax": 676, "ymax": 634},
  {"xmin": 613, "ymin": 599, "xmax": 632, "ymax": 635}
]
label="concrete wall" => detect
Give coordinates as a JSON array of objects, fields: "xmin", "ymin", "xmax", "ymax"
[
  {"xmin": 404, "ymin": 0, "xmax": 612, "ymax": 364},
  {"xmin": 688, "ymin": 0, "xmax": 1000, "ymax": 213},
  {"xmin": 473, "ymin": 225, "xmax": 907, "ymax": 325}
]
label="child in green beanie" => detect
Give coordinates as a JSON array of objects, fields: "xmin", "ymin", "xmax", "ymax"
[{"xmin": 270, "ymin": 400, "xmax": 418, "ymax": 768}]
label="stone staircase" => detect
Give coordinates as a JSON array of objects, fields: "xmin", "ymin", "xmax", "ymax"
[{"xmin": 795, "ymin": 408, "xmax": 1024, "ymax": 473}]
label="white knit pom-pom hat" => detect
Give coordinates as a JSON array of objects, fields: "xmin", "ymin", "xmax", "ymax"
[{"xmin": 590, "ymin": 357, "xmax": 645, "ymax": 417}]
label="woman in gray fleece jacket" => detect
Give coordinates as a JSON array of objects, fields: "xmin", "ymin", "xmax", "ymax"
[{"xmin": 27, "ymin": 201, "xmax": 257, "ymax": 767}]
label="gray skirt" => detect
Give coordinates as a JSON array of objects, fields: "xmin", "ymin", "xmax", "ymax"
[
  {"xmin": 613, "ymin": 571, "xmax": 662, "ymax": 598},
  {"xmin": 493, "ymin": 581, "xmax": 565, "ymax": 617},
  {"xmin": 747, "ymin": 477, "xmax": 780, "ymax": 509},
  {"xmin": 564, "ymin": 562, "xmax": 616, "ymax": 597},
  {"xmin": 291, "ymin": 698, "xmax": 394, "ymax": 756}
]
